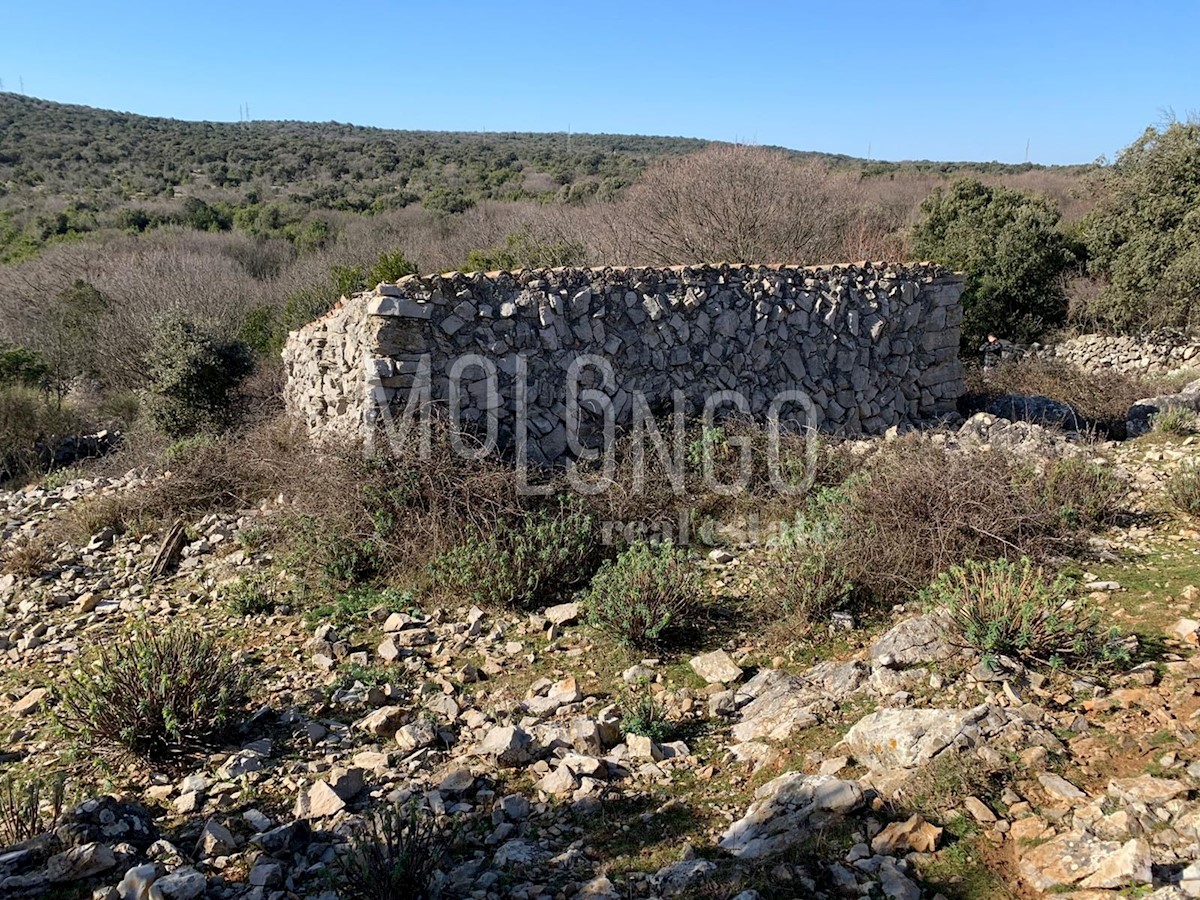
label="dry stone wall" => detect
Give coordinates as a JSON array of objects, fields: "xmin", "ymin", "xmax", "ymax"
[
  {"xmin": 283, "ymin": 263, "xmax": 965, "ymax": 462},
  {"xmin": 1034, "ymin": 332, "xmax": 1200, "ymax": 378}
]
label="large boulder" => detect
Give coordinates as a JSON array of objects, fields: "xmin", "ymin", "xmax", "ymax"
[
  {"xmin": 870, "ymin": 613, "xmax": 955, "ymax": 668},
  {"xmin": 56, "ymin": 798, "xmax": 157, "ymax": 852},
  {"xmin": 1018, "ymin": 831, "xmax": 1151, "ymax": 892},
  {"xmin": 1127, "ymin": 377, "xmax": 1200, "ymax": 437},
  {"xmin": 841, "ymin": 706, "xmax": 990, "ymax": 772},
  {"xmin": 986, "ymin": 394, "xmax": 1084, "ymax": 430},
  {"xmin": 731, "ymin": 662, "xmax": 867, "ymax": 744},
  {"xmin": 719, "ymin": 773, "xmax": 864, "ymax": 858}
]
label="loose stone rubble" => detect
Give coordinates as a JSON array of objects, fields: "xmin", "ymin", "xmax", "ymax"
[{"xmin": 3, "ymin": 396, "xmax": 1200, "ymax": 898}]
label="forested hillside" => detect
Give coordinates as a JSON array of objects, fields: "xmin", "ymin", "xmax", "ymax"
[
  {"xmin": 8, "ymin": 94, "xmax": 1198, "ymax": 485},
  {"xmin": 0, "ymin": 93, "xmax": 1091, "ymax": 264}
]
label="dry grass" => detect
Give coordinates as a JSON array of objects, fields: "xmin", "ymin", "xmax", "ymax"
[
  {"xmin": 0, "ymin": 533, "xmax": 57, "ymax": 578},
  {"xmin": 829, "ymin": 440, "xmax": 1127, "ymax": 599},
  {"xmin": 964, "ymin": 357, "xmax": 1162, "ymax": 436}
]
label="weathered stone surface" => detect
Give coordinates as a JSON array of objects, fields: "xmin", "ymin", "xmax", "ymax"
[
  {"xmin": 1079, "ymin": 838, "xmax": 1153, "ymax": 889},
  {"xmin": 870, "ymin": 613, "xmax": 955, "ymax": 668},
  {"xmin": 152, "ymin": 866, "xmax": 206, "ymax": 900},
  {"xmin": 1127, "ymin": 378, "xmax": 1200, "ymax": 437},
  {"xmin": 1107, "ymin": 775, "xmax": 1189, "ymax": 805},
  {"xmin": 732, "ymin": 662, "xmax": 867, "ymax": 744},
  {"xmin": 46, "ymin": 842, "xmax": 116, "ymax": 881},
  {"xmin": 284, "ymin": 264, "xmax": 966, "ymax": 462},
  {"xmin": 1038, "ymin": 772, "xmax": 1087, "ymax": 802},
  {"xmin": 56, "ymin": 798, "xmax": 158, "ymax": 851},
  {"xmin": 478, "ymin": 725, "xmax": 534, "ymax": 767},
  {"xmin": 356, "ymin": 705, "xmax": 406, "ymax": 737},
  {"xmin": 195, "ymin": 820, "xmax": 237, "ymax": 858},
  {"xmin": 842, "ymin": 706, "xmax": 987, "ymax": 771},
  {"xmin": 719, "ymin": 773, "xmax": 864, "ymax": 858},
  {"xmin": 544, "ymin": 602, "xmax": 580, "ymax": 625},
  {"xmin": 1018, "ymin": 830, "xmax": 1122, "ymax": 892},
  {"xmin": 650, "ymin": 858, "xmax": 717, "ymax": 896},
  {"xmin": 689, "ymin": 649, "xmax": 743, "ymax": 684},
  {"xmin": 871, "ymin": 814, "xmax": 941, "ymax": 854},
  {"xmin": 986, "ymin": 393, "xmax": 1083, "ymax": 429},
  {"xmin": 10, "ymin": 687, "xmax": 48, "ymax": 717},
  {"xmin": 294, "ymin": 781, "xmax": 346, "ymax": 819}
]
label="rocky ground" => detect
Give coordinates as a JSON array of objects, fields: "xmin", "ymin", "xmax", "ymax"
[{"xmin": 2, "ymin": 414, "xmax": 1200, "ymax": 899}]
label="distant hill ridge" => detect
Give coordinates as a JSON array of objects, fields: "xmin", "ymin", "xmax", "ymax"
[{"xmin": 0, "ymin": 93, "xmax": 1089, "ymax": 217}]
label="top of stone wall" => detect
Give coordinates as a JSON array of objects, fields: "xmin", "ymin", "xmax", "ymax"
[{"xmin": 293, "ymin": 261, "xmax": 962, "ymax": 336}]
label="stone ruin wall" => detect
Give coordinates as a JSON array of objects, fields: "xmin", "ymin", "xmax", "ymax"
[
  {"xmin": 283, "ymin": 263, "xmax": 966, "ymax": 462},
  {"xmin": 1034, "ymin": 332, "xmax": 1200, "ymax": 378}
]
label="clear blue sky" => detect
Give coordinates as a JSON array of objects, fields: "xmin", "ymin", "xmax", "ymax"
[{"xmin": 2, "ymin": 0, "xmax": 1196, "ymax": 165}]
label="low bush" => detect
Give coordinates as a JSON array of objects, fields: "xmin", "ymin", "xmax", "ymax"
[
  {"xmin": 59, "ymin": 493, "xmax": 137, "ymax": 545},
  {"xmin": 754, "ymin": 485, "xmax": 856, "ymax": 637},
  {"xmin": 1038, "ymin": 455, "xmax": 1129, "ymax": 530},
  {"xmin": 1, "ymin": 533, "xmax": 57, "ymax": 578},
  {"xmin": 830, "ymin": 440, "xmax": 1126, "ymax": 599},
  {"xmin": 1166, "ymin": 466, "xmax": 1200, "ymax": 516},
  {"xmin": 221, "ymin": 573, "xmax": 277, "ymax": 616},
  {"xmin": 923, "ymin": 557, "xmax": 1125, "ymax": 667},
  {"xmin": 144, "ymin": 315, "xmax": 254, "ymax": 438},
  {"xmin": 333, "ymin": 663, "xmax": 409, "ymax": 692},
  {"xmin": 338, "ymin": 800, "xmax": 453, "ymax": 900},
  {"xmin": 619, "ymin": 681, "xmax": 673, "ymax": 743},
  {"xmin": 0, "ymin": 385, "xmax": 87, "ymax": 483},
  {"xmin": 304, "ymin": 586, "xmax": 415, "ymax": 629},
  {"xmin": 57, "ymin": 624, "xmax": 249, "ymax": 762},
  {"xmin": 427, "ymin": 498, "xmax": 604, "ymax": 609},
  {"xmin": 0, "ymin": 773, "xmax": 66, "ymax": 847},
  {"xmin": 1153, "ymin": 406, "xmax": 1198, "ymax": 435},
  {"xmin": 583, "ymin": 540, "xmax": 702, "ymax": 648},
  {"xmin": 964, "ymin": 357, "xmax": 1173, "ymax": 437}
]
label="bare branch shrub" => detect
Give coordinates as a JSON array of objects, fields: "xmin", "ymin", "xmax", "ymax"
[
  {"xmin": 617, "ymin": 145, "xmax": 860, "ymax": 265},
  {"xmin": 832, "ymin": 440, "xmax": 1126, "ymax": 597},
  {"xmin": 0, "ymin": 774, "xmax": 66, "ymax": 848}
]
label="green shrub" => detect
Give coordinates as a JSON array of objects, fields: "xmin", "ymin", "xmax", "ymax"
[
  {"xmin": 755, "ymin": 486, "xmax": 855, "ymax": 635},
  {"xmin": 367, "ymin": 250, "xmax": 418, "ymax": 285},
  {"xmin": 583, "ymin": 540, "xmax": 702, "ymax": 648},
  {"xmin": 57, "ymin": 624, "xmax": 250, "ymax": 762},
  {"xmin": 144, "ymin": 316, "xmax": 254, "ymax": 437},
  {"xmin": 465, "ymin": 226, "xmax": 584, "ymax": 272},
  {"xmin": 304, "ymin": 586, "xmax": 415, "ymax": 628},
  {"xmin": 338, "ymin": 800, "xmax": 453, "ymax": 900},
  {"xmin": 427, "ymin": 499, "xmax": 603, "ymax": 609},
  {"xmin": 1079, "ymin": 120, "xmax": 1200, "ymax": 331},
  {"xmin": 923, "ymin": 557, "xmax": 1124, "ymax": 668},
  {"xmin": 0, "ymin": 773, "xmax": 67, "ymax": 847},
  {"xmin": 1153, "ymin": 406, "xmax": 1198, "ymax": 435},
  {"xmin": 0, "ymin": 343, "xmax": 49, "ymax": 388},
  {"xmin": 221, "ymin": 573, "xmax": 276, "ymax": 616},
  {"xmin": 912, "ymin": 178, "xmax": 1079, "ymax": 346},
  {"xmin": 1166, "ymin": 466, "xmax": 1200, "ymax": 516},
  {"xmin": 334, "ymin": 663, "xmax": 407, "ymax": 692},
  {"xmin": 1037, "ymin": 455, "xmax": 1130, "ymax": 529},
  {"xmin": 96, "ymin": 391, "xmax": 140, "ymax": 429},
  {"xmin": 619, "ymin": 681, "xmax": 673, "ymax": 743}
]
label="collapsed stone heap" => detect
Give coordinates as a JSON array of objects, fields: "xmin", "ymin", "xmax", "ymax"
[{"xmin": 283, "ymin": 263, "xmax": 965, "ymax": 462}]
